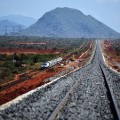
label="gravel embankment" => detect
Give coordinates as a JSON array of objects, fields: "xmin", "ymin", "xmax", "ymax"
[
  {"xmin": 0, "ymin": 65, "xmax": 92, "ymax": 120},
  {"xmin": 56, "ymin": 57, "xmax": 113, "ymax": 120},
  {"xmin": 0, "ymin": 41, "xmax": 119, "ymax": 120},
  {"xmin": 101, "ymin": 64, "xmax": 120, "ymax": 110}
]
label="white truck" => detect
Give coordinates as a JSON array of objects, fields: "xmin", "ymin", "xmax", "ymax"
[{"xmin": 41, "ymin": 57, "xmax": 62, "ymax": 68}]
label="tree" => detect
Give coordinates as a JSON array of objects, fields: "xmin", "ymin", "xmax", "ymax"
[
  {"xmin": 52, "ymin": 47, "xmax": 57, "ymax": 51},
  {"xmin": 13, "ymin": 53, "xmax": 22, "ymax": 67},
  {"xmin": 33, "ymin": 55, "xmax": 39, "ymax": 63},
  {"xmin": 13, "ymin": 53, "xmax": 19, "ymax": 61},
  {"xmin": 20, "ymin": 54, "xmax": 26, "ymax": 64}
]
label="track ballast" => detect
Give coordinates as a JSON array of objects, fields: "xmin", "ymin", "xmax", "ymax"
[{"xmin": 0, "ymin": 41, "xmax": 120, "ymax": 120}]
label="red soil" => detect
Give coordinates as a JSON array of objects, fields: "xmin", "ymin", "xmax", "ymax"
[
  {"xmin": 0, "ymin": 41, "xmax": 94, "ymax": 105},
  {"xmin": 11, "ymin": 42, "xmax": 48, "ymax": 45},
  {"xmin": 0, "ymin": 48, "xmax": 63, "ymax": 54},
  {"xmin": 102, "ymin": 40, "xmax": 120, "ymax": 72},
  {"xmin": 0, "ymin": 67, "xmax": 64, "ymax": 105}
]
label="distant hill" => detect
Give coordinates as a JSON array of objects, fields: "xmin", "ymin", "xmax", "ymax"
[
  {"xmin": 21, "ymin": 7, "xmax": 120, "ymax": 38},
  {"xmin": 0, "ymin": 15, "xmax": 36, "ymax": 27},
  {"xmin": 0, "ymin": 19, "xmax": 25, "ymax": 35}
]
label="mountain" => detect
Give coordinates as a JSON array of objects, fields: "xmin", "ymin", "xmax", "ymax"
[
  {"xmin": 0, "ymin": 15, "xmax": 36, "ymax": 27},
  {"xmin": 20, "ymin": 7, "xmax": 120, "ymax": 38},
  {"xmin": 0, "ymin": 19, "xmax": 25, "ymax": 35}
]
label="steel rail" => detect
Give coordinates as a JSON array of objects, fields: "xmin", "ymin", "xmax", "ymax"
[
  {"xmin": 49, "ymin": 41, "xmax": 120, "ymax": 120},
  {"xmin": 100, "ymin": 65, "xmax": 120, "ymax": 120},
  {"xmin": 48, "ymin": 75, "xmax": 86, "ymax": 120},
  {"xmin": 48, "ymin": 41, "xmax": 96, "ymax": 120}
]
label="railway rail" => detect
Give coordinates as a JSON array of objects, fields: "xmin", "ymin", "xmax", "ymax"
[
  {"xmin": 0, "ymin": 40, "xmax": 120, "ymax": 120},
  {"xmin": 48, "ymin": 41, "xmax": 120, "ymax": 120}
]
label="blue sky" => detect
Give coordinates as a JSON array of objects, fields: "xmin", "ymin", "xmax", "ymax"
[{"xmin": 0, "ymin": 0, "xmax": 120, "ymax": 32}]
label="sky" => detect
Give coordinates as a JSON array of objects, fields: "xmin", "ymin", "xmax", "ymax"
[{"xmin": 0, "ymin": 0, "xmax": 120, "ymax": 33}]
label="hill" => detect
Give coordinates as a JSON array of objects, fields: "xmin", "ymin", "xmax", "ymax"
[
  {"xmin": 0, "ymin": 15, "xmax": 36, "ymax": 27},
  {"xmin": 20, "ymin": 7, "xmax": 120, "ymax": 38},
  {"xmin": 0, "ymin": 20, "xmax": 25, "ymax": 35}
]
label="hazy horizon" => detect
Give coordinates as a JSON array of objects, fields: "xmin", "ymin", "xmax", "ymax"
[{"xmin": 0, "ymin": 0, "xmax": 120, "ymax": 33}]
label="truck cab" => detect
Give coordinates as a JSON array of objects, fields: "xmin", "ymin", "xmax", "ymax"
[{"xmin": 41, "ymin": 62, "xmax": 50, "ymax": 68}]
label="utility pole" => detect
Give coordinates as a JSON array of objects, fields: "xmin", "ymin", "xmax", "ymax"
[
  {"xmin": 13, "ymin": 26, "xmax": 15, "ymax": 33},
  {"xmin": 18, "ymin": 26, "xmax": 21, "ymax": 32},
  {"xmin": 4, "ymin": 26, "xmax": 8, "ymax": 35}
]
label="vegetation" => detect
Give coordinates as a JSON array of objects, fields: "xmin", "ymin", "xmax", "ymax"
[
  {"xmin": 0, "ymin": 36, "xmax": 90, "ymax": 50},
  {"xmin": 0, "ymin": 53, "xmax": 57, "ymax": 85},
  {"xmin": 111, "ymin": 39, "xmax": 120, "ymax": 56},
  {"xmin": 0, "ymin": 36, "xmax": 93, "ymax": 85}
]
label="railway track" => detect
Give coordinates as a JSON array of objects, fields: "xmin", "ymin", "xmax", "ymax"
[
  {"xmin": 0, "ymin": 40, "xmax": 120, "ymax": 120},
  {"xmin": 49, "ymin": 42, "xmax": 120, "ymax": 120}
]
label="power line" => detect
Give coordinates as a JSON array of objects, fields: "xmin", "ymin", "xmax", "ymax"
[{"xmin": 0, "ymin": 26, "xmax": 24, "ymax": 35}]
